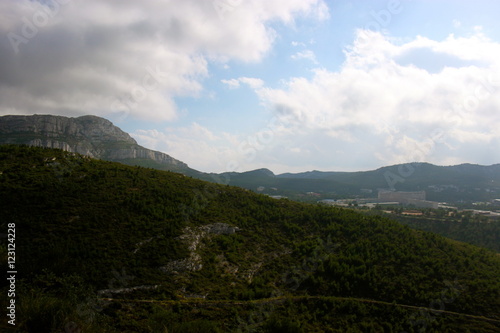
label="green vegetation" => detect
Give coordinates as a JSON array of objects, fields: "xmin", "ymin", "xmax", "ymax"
[
  {"xmin": 393, "ymin": 214, "xmax": 500, "ymax": 253},
  {"xmin": 1, "ymin": 145, "xmax": 500, "ymax": 332}
]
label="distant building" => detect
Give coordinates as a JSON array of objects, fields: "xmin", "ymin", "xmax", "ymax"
[
  {"xmin": 318, "ymin": 199, "xmax": 336, "ymax": 205},
  {"xmin": 269, "ymin": 195, "xmax": 287, "ymax": 200},
  {"xmin": 378, "ymin": 190, "xmax": 426, "ymax": 202},
  {"xmin": 402, "ymin": 210, "xmax": 424, "ymax": 216},
  {"xmin": 464, "ymin": 209, "xmax": 500, "ymax": 220},
  {"xmin": 438, "ymin": 204, "xmax": 458, "ymax": 210},
  {"xmin": 378, "ymin": 190, "xmax": 438, "ymax": 209},
  {"xmin": 407, "ymin": 199, "xmax": 439, "ymax": 209}
]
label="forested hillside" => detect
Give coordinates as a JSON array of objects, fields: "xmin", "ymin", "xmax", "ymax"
[
  {"xmin": 1, "ymin": 145, "xmax": 500, "ymax": 332},
  {"xmin": 393, "ymin": 215, "xmax": 500, "ymax": 253}
]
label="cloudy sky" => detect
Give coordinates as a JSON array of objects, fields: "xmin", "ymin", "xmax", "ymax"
[{"xmin": 2, "ymin": 0, "xmax": 500, "ymax": 173}]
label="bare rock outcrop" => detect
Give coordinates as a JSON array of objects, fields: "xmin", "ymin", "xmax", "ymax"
[
  {"xmin": 160, "ymin": 223, "xmax": 241, "ymax": 274},
  {"xmin": 0, "ymin": 114, "xmax": 190, "ymax": 172}
]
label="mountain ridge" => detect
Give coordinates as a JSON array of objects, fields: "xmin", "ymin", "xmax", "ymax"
[
  {"xmin": 1, "ymin": 114, "xmax": 499, "ymax": 203},
  {"xmin": 0, "ymin": 114, "xmax": 198, "ymax": 174}
]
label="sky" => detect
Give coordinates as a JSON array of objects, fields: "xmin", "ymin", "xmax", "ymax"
[{"xmin": 1, "ymin": 0, "xmax": 500, "ymax": 174}]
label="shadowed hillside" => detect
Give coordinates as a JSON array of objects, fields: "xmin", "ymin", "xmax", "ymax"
[{"xmin": 1, "ymin": 145, "xmax": 499, "ymax": 332}]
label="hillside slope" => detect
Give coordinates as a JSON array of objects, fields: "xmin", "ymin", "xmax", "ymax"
[{"xmin": 1, "ymin": 145, "xmax": 500, "ymax": 332}]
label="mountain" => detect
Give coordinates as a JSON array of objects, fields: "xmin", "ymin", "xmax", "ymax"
[
  {"xmin": 1, "ymin": 145, "xmax": 499, "ymax": 332},
  {"xmin": 235, "ymin": 163, "xmax": 500, "ymax": 203},
  {"xmin": 224, "ymin": 169, "xmax": 360, "ymax": 199},
  {"xmin": 0, "ymin": 114, "xmax": 199, "ymax": 175},
  {"xmin": 280, "ymin": 163, "xmax": 500, "ymax": 189},
  {"xmin": 1, "ymin": 114, "xmax": 499, "ymax": 203}
]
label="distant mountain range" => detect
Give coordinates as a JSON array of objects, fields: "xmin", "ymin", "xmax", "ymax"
[
  {"xmin": 1, "ymin": 114, "xmax": 499, "ymax": 203},
  {"xmin": 223, "ymin": 164, "xmax": 500, "ymax": 203}
]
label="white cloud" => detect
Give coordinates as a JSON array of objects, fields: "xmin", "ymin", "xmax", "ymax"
[
  {"xmin": 221, "ymin": 77, "xmax": 264, "ymax": 90},
  {"xmin": 221, "ymin": 79, "xmax": 241, "ymax": 89},
  {"xmin": 291, "ymin": 41, "xmax": 306, "ymax": 47},
  {"xmin": 238, "ymin": 77, "xmax": 265, "ymax": 89},
  {"xmin": 130, "ymin": 29, "xmax": 500, "ymax": 173},
  {"xmin": 290, "ymin": 49, "xmax": 318, "ymax": 63},
  {"xmin": 250, "ymin": 30, "xmax": 500, "ymax": 170},
  {"xmin": 132, "ymin": 123, "xmax": 242, "ymax": 173},
  {"xmin": 0, "ymin": 0, "xmax": 328, "ymax": 121}
]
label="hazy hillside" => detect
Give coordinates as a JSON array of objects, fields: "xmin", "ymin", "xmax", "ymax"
[
  {"xmin": 220, "ymin": 168, "xmax": 360, "ymax": 196},
  {"xmin": 1, "ymin": 145, "xmax": 500, "ymax": 332},
  {"xmin": 240, "ymin": 163, "xmax": 500, "ymax": 203}
]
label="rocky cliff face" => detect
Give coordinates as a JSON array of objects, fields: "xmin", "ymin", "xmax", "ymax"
[{"xmin": 0, "ymin": 114, "xmax": 191, "ymax": 173}]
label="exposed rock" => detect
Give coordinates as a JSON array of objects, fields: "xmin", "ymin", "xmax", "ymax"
[
  {"xmin": 201, "ymin": 223, "xmax": 240, "ymax": 235},
  {"xmin": 133, "ymin": 237, "xmax": 155, "ymax": 254},
  {"xmin": 159, "ymin": 253, "xmax": 203, "ymax": 274},
  {"xmin": 97, "ymin": 284, "xmax": 158, "ymax": 295},
  {"xmin": 216, "ymin": 254, "xmax": 239, "ymax": 276},
  {"xmin": 242, "ymin": 263, "xmax": 262, "ymax": 284},
  {"xmin": 160, "ymin": 223, "xmax": 241, "ymax": 274},
  {"xmin": 0, "ymin": 114, "xmax": 191, "ymax": 173}
]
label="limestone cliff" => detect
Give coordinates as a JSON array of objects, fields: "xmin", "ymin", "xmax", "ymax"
[{"xmin": 0, "ymin": 114, "xmax": 193, "ymax": 173}]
